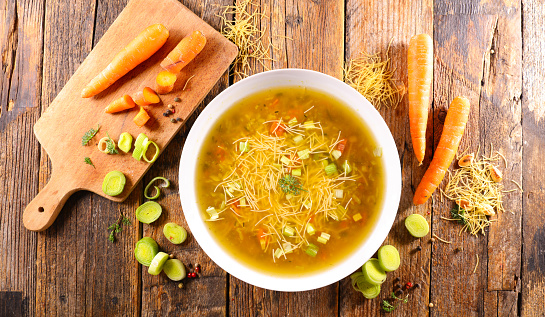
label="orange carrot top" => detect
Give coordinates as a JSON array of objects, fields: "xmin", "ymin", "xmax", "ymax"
[
  {"xmin": 81, "ymin": 24, "xmax": 169, "ymax": 98},
  {"xmin": 413, "ymin": 96, "xmax": 470, "ymax": 205},
  {"xmin": 408, "ymin": 33, "xmax": 433, "ymax": 165}
]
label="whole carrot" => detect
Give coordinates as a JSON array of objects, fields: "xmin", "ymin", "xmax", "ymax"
[
  {"xmin": 408, "ymin": 33, "xmax": 433, "ymax": 165},
  {"xmin": 160, "ymin": 30, "xmax": 206, "ymax": 74},
  {"xmin": 82, "ymin": 24, "xmax": 169, "ymax": 98},
  {"xmin": 413, "ymin": 96, "xmax": 470, "ymax": 205}
]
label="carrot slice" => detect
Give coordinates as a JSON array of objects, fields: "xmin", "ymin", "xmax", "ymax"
[
  {"xmin": 155, "ymin": 71, "xmax": 177, "ymax": 94},
  {"xmin": 104, "ymin": 95, "xmax": 136, "ymax": 113},
  {"xmin": 82, "ymin": 24, "xmax": 169, "ymax": 98},
  {"xmin": 160, "ymin": 30, "xmax": 206, "ymax": 74},
  {"xmin": 413, "ymin": 96, "xmax": 470, "ymax": 205},
  {"xmin": 270, "ymin": 122, "xmax": 285, "ymax": 136},
  {"xmin": 134, "ymin": 87, "xmax": 160, "ymax": 106},
  {"xmin": 133, "ymin": 106, "xmax": 151, "ymax": 127},
  {"xmin": 408, "ymin": 33, "xmax": 433, "ymax": 165}
]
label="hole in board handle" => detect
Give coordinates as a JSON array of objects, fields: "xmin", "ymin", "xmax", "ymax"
[{"xmin": 38, "ymin": 207, "xmax": 44, "ymax": 212}]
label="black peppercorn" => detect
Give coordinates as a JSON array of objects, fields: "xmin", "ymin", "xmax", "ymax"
[
  {"xmin": 174, "ymin": 97, "xmax": 181, "ymax": 102},
  {"xmin": 171, "ymin": 118, "xmax": 177, "ymax": 123}
]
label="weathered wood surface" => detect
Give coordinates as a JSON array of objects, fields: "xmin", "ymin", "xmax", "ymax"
[{"xmin": 1, "ymin": 0, "xmax": 543, "ymax": 316}]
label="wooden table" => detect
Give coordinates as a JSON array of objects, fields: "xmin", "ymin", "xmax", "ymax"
[{"xmin": 1, "ymin": 0, "xmax": 543, "ymax": 316}]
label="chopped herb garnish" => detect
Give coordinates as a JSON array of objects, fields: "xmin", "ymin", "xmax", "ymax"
[
  {"xmin": 82, "ymin": 124, "xmax": 100, "ymax": 146},
  {"xmin": 451, "ymin": 205, "xmax": 468, "ymax": 225},
  {"xmin": 278, "ymin": 174, "xmax": 305, "ymax": 195},
  {"xmin": 382, "ymin": 292, "xmax": 409, "ymax": 312},
  {"xmin": 84, "ymin": 157, "xmax": 95, "ymax": 168},
  {"xmin": 105, "ymin": 133, "xmax": 118, "ymax": 155},
  {"xmin": 107, "ymin": 213, "xmax": 131, "ymax": 243}
]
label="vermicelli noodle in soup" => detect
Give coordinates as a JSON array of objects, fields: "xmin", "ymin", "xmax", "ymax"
[{"xmin": 196, "ymin": 87, "xmax": 385, "ymax": 276}]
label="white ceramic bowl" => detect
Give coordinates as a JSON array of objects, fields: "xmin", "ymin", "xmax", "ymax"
[{"xmin": 179, "ymin": 69, "xmax": 401, "ymax": 292}]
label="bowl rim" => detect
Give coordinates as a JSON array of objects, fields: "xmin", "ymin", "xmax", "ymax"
[{"xmin": 179, "ymin": 68, "xmax": 401, "ymax": 292}]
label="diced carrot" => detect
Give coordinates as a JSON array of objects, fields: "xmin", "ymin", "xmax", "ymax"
[
  {"xmin": 82, "ymin": 24, "xmax": 169, "ymax": 98},
  {"xmin": 155, "ymin": 71, "xmax": 177, "ymax": 94},
  {"xmin": 104, "ymin": 95, "xmax": 136, "ymax": 113},
  {"xmin": 270, "ymin": 121, "xmax": 285, "ymax": 136},
  {"xmin": 214, "ymin": 146, "xmax": 226, "ymax": 161},
  {"xmin": 160, "ymin": 30, "xmax": 207, "ymax": 74},
  {"xmin": 337, "ymin": 139, "xmax": 347, "ymax": 154},
  {"xmin": 133, "ymin": 106, "xmax": 151, "ymax": 127},
  {"xmin": 133, "ymin": 87, "xmax": 160, "ymax": 106}
]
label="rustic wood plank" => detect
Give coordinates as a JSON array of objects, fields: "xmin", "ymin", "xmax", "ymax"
[
  {"xmin": 429, "ymin": 7, "xmax": 522, "ymax": 314},
  {"xmin": 36, "ymin": 0, "xmax": 141, "ymax": 316},
  {"xmin": 226, "ymin": 0, "xmax": 344, "ymax": 315},
  {"xmin": 0, "ymin": 0, "xmax": 45, "ymax": 315},
  {"xmin": 139, "ymin": 0, "xmax": 232, "ymax": 315},
  {"xmin": 521, "ymin": 1, "xmax": 545, "ymax": 316},
  {"xmin": 341, "ymin": 0, "xmax": 433, "ymax": 316},
  {"xmin": 435, "ymin": 0, "xmax": 523, "ymax": 293}
]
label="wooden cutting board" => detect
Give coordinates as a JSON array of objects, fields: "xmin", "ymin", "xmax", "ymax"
[{"xmin": 22, "ymin": 0, "xmax": 238, "ymax": 231}]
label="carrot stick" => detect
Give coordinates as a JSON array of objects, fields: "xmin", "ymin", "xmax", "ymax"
[
  {"xmin": 134, "ymin": 87, "xmax": 160, "ymax": 106},
  {"xmin": 160, "ymin": 30, "xmax": 206, "ymax": 74},
  {"xmin": 81, "ymin": 24, "xmax": 169, "ymax": 98},
  {"xmin": 133, "ymin": 106, "xmax": 151, "ymax": 127},
  {"xmin": 408, "ymin": 33, "xmax": 433, "ymax": 165},
  {"xmin": 413, "ymin": 96, "xmax": 470, "ymax": 205},
  {"xmin": 104, "ymin": 95, "xmax": 136, "ymax": 113},
  {"xmin": 155, "ymin": 71, "xmax": 177, "ymax": 94}
]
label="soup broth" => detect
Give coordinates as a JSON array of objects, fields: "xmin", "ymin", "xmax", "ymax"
[{"xmin": 196, "ymin": 87, "xmax": 385, "ymax": 276}]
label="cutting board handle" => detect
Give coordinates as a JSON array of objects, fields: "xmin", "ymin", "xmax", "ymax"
[{"xmin": 23, "ymin": 173, "xmax": 76, "ymax": 232}]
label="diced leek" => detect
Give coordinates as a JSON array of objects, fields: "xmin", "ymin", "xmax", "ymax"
[
  {"xmin": 292, "ymin": 168, "xmax": 302, "ymax": 176},
  {"xmin": 335, "ymin": 189, "xmax": 344, "ymax": 199},
  {"xmin": 288, "ymin": 117, "xmax": 298, "ymax": 127},
  {"xmin": 303, "ymin": 200, "xmax": 312, "ymax": 209},
  {"xmin": 373, "ymin": 147, "xmax": 383, "ymax": 157},
  {"xmin": 239, "ymin": 141, "xmax": 250, "ymax": 152},
  {"xmin": 321, "ymin": 160, "xmax": 329, "ymax": 168},
  {"xmin": 297, "ymin": 149, "xmax": 310, "ymax": 160},
  {"xmin": 272, "ymin": 163, "xmax": 282, "ymax": 169},
  {"xmin": 353, "ymin": 213, "xmax": 363, "ymax": 222},
  {"xmin": 303, "ymin": 121, "xmax": 315, "ymax": 129},
  {"xmin": 343, "ymin": 160, "xmax": 352, "ymax": 174},
  {"xmin": 325, "ymin": 163, "xmax": 338, "ymax": 175},
  {"xmin": 306, "ymin": 223, "xmax": 316, "ymax": 235},
  {"xmin": 274, "ymin": 248, "xmax": 284, "ymax": 258},
  {"xmin": 305, "ymin": 243, "xmax": 319, "ymax": 257},
  {"xmin": 283, "ymin": 225, "xmax": 295, "ymax": 237},
  {"xmin": 282, "ymin": 243, "xmax": 294, "ymax": 254},
  {"xmin": 285, "ymin": 194, "xmax": 293, "ymax": 200},
  {"xmin": 280, "ymin": 156, "xmax": 290, "ymax": 165},
  {"xmin": 317, "ymin": 232, "xmax": 330, "ymax": 244},
  {"xmin": 317, "ymin": 236, "xmax": 328, "ymax": 244},
  {"xmin": 239, "ymin": 197, "xmax": 247, "ymax": 206},
  {"xmin": 332, "ymin": 149, "xmax": 342, "ymax": 160},
  {"xmin": 293, "ymin": 135, "xmax": 304, "ymax": 144},
  {"xmin": 352, "ymin": 195, "xmax": 361, "ymax": 204},
  {"xmin": 336, "ymin": 205, "xmax": 347, "ymax": 219},
  {"xmin": 206, "ymin": 206, "xmax": 218, "ymax": 220}
]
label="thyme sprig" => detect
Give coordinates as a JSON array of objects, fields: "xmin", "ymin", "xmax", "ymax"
[
  {"xmin": 107, "ymin": 213, "xmax": 131, "ymax": 243},
  {"xmin": 82, "ymin": 124, "xmax": 100, "ymax": 146},
  {"xmin": 105, "ymin": 133, "xmax": 118, "ymax": 155},
  {"xmin": 278, "ymin": 174, "xmax": 306, "ymax": 195},
  {"xmin": 84, "ymin": 157, "xmax": 95, "ymax": 168},
  {"xmin": 382, "ymin": 292, "xmax": 408, "ymax": 313},
  {"xmin": 451, "ymin": 205, "xmax": 468, "ymax": 225}
]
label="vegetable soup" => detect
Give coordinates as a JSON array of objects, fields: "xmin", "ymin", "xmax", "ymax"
[{"xmin": 196, "ymin": 87, "xmax": 385, "ymax": 276}]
